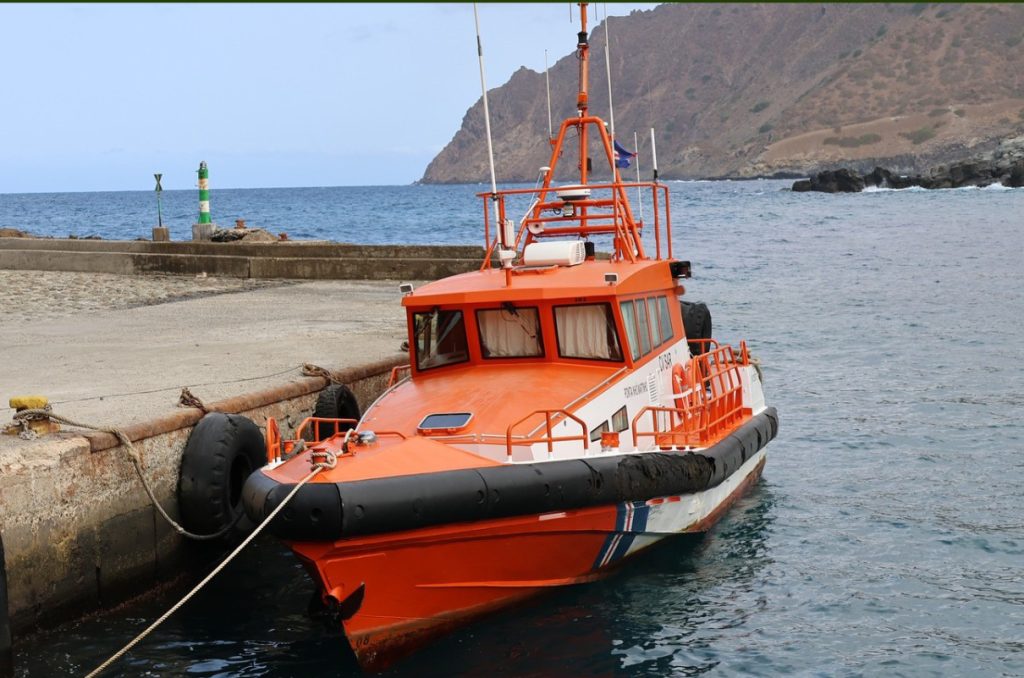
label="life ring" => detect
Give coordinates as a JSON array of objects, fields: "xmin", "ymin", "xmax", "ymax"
[
  {"xmin": 672, "ymin": 362, "xmax": 696, "ymax": 411},
  {"xmin": 178, "ymin": 413, "xmax": 266, "ymax": 537}
]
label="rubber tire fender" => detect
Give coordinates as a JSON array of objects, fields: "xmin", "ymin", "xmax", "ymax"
[
  {"xmin": 313, "ymin": 384, "xmax": 361, "ymax": 440},
  {"xmin": 177, "ymin": 413, "xmax": 266, "ymax": 536},
  {"xmin": 679, "ymin": 300, "xmax": 712, "ymax": 356},
  {"xmin": 0, "ymin": 531, "xmax": 11, "ymax": 678}
]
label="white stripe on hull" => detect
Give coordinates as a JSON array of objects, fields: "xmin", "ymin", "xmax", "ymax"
[{"xmin": 616, "ymin": 447, "xmax": 766, "ymax": 562}]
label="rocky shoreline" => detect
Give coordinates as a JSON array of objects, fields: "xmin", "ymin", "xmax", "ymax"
[{"xmin": 792, "ymin": 138, "xmax": 1024, "ymax": 193}]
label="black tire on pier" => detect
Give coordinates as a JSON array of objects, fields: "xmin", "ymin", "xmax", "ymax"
[
  {"xmin": 1, "ymin": 531, "xmax": 12, "ymax": 678},
  {"xmin": 313, "ymin": 384, "xmax": 361, "ymax": 440},
  {"xmin": 177, "ymin": 413, "xmax": 266, "ymax": 537},
  {"xmin": 680, "ymin": 300, "xmax": 713, "ymax": 356}
]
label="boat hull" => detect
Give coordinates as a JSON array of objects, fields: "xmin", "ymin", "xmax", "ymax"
[{"xmin": 292, "ymin": 447, "xmax": 768, "ymax": 670}]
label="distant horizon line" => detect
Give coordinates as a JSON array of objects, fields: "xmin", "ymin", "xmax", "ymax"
[
  {"xmin": 0, "ymin": 176, "xmax": 801, "ymax": 196},
  {"xmin": 0, "ymin": 182, "xmax": 425, "ymax": 196}
]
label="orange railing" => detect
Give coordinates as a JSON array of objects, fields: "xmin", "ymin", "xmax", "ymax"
[
  {"xmin": 295, "ymin": 417, "xmax": 359, "ymax": 444},
  {"xmin": 387, "ymin": 364, "xmax": 412, "ymax": 388},
  {"xmin": 632, "ymin": 344, "xmax": 747, "ymax": 449},
  {"xmin": 479, "ymin": 180, "xmax": 673, "ymax": 267},
  {"xmin": 506, "ymin": 409, "xmax": 589, "ymax": 460}
]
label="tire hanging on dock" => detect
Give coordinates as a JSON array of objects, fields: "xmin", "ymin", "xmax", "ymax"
[
  {"xmin": 0, "ymin": 531, "xmax": 12, "ymax": 678},
  {"xmin": 313, "ymin": 384, "xmax": 361, "ymax": 440},
  {"xmin": 177, "ymin": 413, "xmax": 266, "ymax": 537}
]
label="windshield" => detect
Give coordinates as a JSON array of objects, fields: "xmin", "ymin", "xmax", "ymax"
[{"xmin": 413, "ymin": 309, "xmax": 469, "ymax": 371}]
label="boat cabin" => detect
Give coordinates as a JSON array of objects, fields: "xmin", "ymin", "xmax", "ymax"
[{"xmin": 402, "ymin": 257, "xmax": 687, "ymax": 375}]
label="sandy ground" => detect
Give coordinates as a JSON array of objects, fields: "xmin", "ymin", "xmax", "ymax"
[{"xmin": 0, "ymin": 271, "xmax": 410, "ymax": 449}]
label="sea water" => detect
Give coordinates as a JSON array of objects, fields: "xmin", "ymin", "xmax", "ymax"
[{"xmin": 5, "ymin": 181, "xmax": 1024, "ymax": 676}]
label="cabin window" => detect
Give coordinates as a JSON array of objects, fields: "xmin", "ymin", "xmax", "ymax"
[
  {"xmin": 620, "ymin": 300, "xmax": 641, "ymax": 360},
  {"xmin": 648, "ymin": 297, "xmax": 664, "ymax": 348},
  {"xmin": 476, "ymin": 306, "xmax": 543, "ymax": 358},
  {"xmin": 656, "ymin": 296, "xmax": 674, "ymax": 344},
  {"xmin": 553, "ymin": 303, "xmax": 624, "ymax": 361},
  {"xmin": 413, "ymin": 309, "xmax": 469, "ymax": 371},
  {"xmin": 611, "ymin": 405, "xmax": 629, "ymax": 433},
  {"xmin": 590, "ymin": 421, "xmax": 610, "ymax": 442},
  {"xmin": 636, "ymin": 298, "xmax": 653, "ymax": 356},
  {"xmin": 620, "ymin": 299, "xmax": 652, "ymax": 360}
]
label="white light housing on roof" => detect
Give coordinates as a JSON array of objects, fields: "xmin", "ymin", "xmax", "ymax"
[
  {"xmin": 555, "ymin": 185, "xmax": 591, "ymax": 201},
  {"xmin": 399, "ymin": 283, "xmax": 414, "ymax": 295},
  {"xmin": 522, "ymin": 241, "xmax": 586, "ymax": 267},
  {"xmin": 604, "ymin": 272, "xmax": 619, "ymax": 285}
]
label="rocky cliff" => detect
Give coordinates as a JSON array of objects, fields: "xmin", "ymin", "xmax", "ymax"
[{"xmin": 422, "ymin": 3, "xmax": 1024, "ymax": 183}]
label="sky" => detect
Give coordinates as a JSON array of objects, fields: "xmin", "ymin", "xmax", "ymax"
[{"xmin": 0, "ymin": 3, "xmax": 657, "ymax": 193}]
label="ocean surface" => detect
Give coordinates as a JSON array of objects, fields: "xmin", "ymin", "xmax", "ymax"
[{"xmin": 6, "ymin": 181, "xmax": 1024, "ymax": 676}]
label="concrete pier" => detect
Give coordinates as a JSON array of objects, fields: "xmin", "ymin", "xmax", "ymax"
[
  {"xmin": 0, "ymin": 238, "xmax": 487, "ymax": 280},
  {"xmin": 0, "ymin": 271, "xmax": 413, "ymax": 646}
]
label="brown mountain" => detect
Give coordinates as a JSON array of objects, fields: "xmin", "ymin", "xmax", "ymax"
[{"xmin": 422, "ymin": 3, "xmax": 1024, "ymax": 183}]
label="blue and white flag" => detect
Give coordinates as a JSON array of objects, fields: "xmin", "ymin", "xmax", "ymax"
[{"xmin": 613, "ymin": 139, "xmax": 637, "ymax": 169}]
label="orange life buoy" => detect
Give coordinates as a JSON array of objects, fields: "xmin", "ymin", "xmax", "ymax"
[{"xmin": 671, "ymin": 363, "xmax": 695, "ymax": 411}]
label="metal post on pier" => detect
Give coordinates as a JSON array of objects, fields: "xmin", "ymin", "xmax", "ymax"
[{"xmin": 152, "ymin": 173, "xmax": 169, "ymax": 242}]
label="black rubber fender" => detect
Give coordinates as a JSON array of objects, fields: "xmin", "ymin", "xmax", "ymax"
[
  {"xmin": 178, "ymin": 413, "xmax": 266, "ymax": 536},
  {"xmin": 0, "ymin": 530, "xmax": 12, "ymax": 678},
  {"xmin": 313, "ymin": 384, "xmax": 361, "ymax": 440},
  {"xmin": 243, "ymin": 408, "xmax": 778, "ymax": 541},
  {"xmin": 680, "ymin": 300, "xmax": 712, "ymax": 356}
]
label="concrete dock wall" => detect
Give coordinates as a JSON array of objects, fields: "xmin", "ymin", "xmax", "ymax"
[
  {"xmin": 0, "ymin": 238, "xmax": 488, "ymax": 280},
  {"xmin": 0, "ymin": 356, "xmax": 405, "ymax": 635}
]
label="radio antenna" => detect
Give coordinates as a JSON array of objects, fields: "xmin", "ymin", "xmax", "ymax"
[
  {"xmin": 545, "ymin": 49, "xmax": 553, "ymax": 142},
  {"xmin": 603, "ymin": 4, "xmax": 616, "ymax": 145},
  {"xmin": 634, "ymin": 130, "xmax": 643, "ymax": 222},
  {"xmin": 650, "ymin": 127, "xmax": 659, "ymax": 183},
  {"xmin": 472, "ymin": 4, "xmax": 500, "ymax": 238}
]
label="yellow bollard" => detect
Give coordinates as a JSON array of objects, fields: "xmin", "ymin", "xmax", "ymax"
[
  {"xmin": 4, "ymin": 395, "xmax": 60, "ymax": 437},
  {"xmin": 9, "ymin": 395, "xmax": 49, "ymax": 410}
]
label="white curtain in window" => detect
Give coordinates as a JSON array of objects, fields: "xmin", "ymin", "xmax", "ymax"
[
  {"xmin": 556, "ymin": 305, "xmax": 613, "ymax": 359},
  {"xmin": 479, "ymin": 309, "xmax": 541, "ymax": 357}
]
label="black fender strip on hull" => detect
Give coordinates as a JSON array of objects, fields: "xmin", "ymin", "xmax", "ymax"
[{"xmin": 243, "ymin": 407, "xmax": 778, "ymax": 541}]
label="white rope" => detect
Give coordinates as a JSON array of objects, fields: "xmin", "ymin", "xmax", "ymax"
[
  {"xmin": 84, "ymin": 459, "xmax": 332, "ymax": 678},
  {"xmin": 12, "ymin": 409, "xmax": 238, "ymax": 541}
]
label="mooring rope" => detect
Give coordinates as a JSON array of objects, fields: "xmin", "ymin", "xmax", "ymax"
[
  {"xmin": 83, "ymin": 458, "xmax": 333, "ymax": 678},
  {"xmin": 12, "ymin": 409, "xmax": 239, "ymax": 541},
  {"xmin": 301, "ymin": 363, "xmax": 338, "ymax": 383},
  {"xmin": 749, "ymin": 356, "xmax": 765, "ymax": 384}
]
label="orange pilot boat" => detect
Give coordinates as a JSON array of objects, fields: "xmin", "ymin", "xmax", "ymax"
[{"xmin": 242, "ymin": 4, "xmax": 778, "ymax": 670}]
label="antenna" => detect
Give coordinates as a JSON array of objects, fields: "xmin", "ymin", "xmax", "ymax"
[
  {"xmin": 472, "ymin": 4, "xmax": 501, "ymax": 243},
  {"xmin": 634, "ymin": 131, "xmax": 643, "ymax": 222},
  {"xmin": 650, "ymin": 128, "xmax": 659, "ymax": 182},
  {"xmin": 545, "ymin": 49, "xmax": 553, "ymax": 142},
  {"xmin": 603, "ymin": 5, "xmax": 616, "ymax": 146}
]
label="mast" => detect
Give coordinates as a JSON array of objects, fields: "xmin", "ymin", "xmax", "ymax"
[
  {"xmin": 501, "ymin": 1, "xmax": 649, "ymax": 264},
  {"xmin": 577, "ymin": 2, "xmax": 590, "ymax": 184}
]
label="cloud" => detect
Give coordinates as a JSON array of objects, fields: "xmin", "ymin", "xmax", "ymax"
[{"xmin": 347, "ymin": 19, "xmax": 398, "ymax": 43}]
